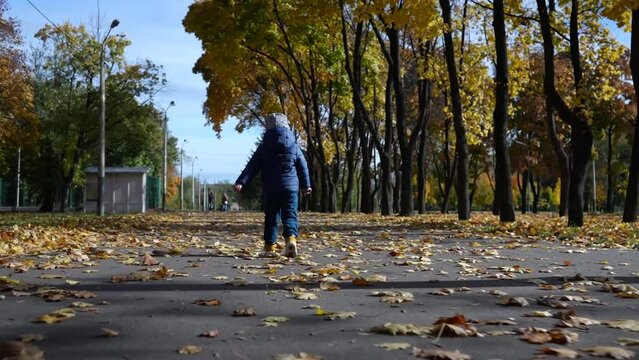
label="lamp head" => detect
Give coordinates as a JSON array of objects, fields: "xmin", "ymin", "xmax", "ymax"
[
  {"xmin": 110, "ymin": 19, "xmax": 120, "ymax": 29},
  {"xmin": 170, "ymin": 100, "xmax": 175, "ymax": 107}
]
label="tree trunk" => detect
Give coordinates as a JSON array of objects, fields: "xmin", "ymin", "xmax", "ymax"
[
  {"xmin": 519, "ymin": 170, "xmax": 529, "ymax": 214},
  {"xmin": 342, "ymin": 113, "xmax": 358, "ymax": 213},
  {"xmin": 360, "ymin": 133, "xmax": 373, "ymax": 213},
  {"xmin": 546, "ymin": 97, "xmax": 570, "ymax": 217},
  {"xmin": 387, "ymin": 28, "xmax": 414, "ymax": 216},
  {"xmin": 606, "ymin": 125, "xmax": 614, "ymax": 213},
  {"xmin": 417, "ymin": 114, "xmax": 428, "ymax": 214},
  {"xmin": 624, "ymin": 10, "xmax": 639, "ymax": 222},
  {"xmin": 569, "ymin": 124, "xmax": 593, "ymax": 226},
  {"xmin": 393, "ymin": 140, "xmax": 401, "ymax": 214},
  {"xmin": 492, "ymin": 0, "xmax": 515, "ymax": 222},
  {"xmin": 530, "ymin": 173, "xmax": 540, "ymax": 213},
  {"xmin": 381, "ymin": 72, "xmax": 394, "ymax": 215},
  {"xmin": 440, "ymin": 0, "xmax": 470, "ymax": 220},
  {"xmin": 537, "ymin": 0, "xmax": 592, "ymax": 226}
]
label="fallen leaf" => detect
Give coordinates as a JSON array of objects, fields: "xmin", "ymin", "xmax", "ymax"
[
  {"xmin": 365, "ymin": 274, "xmax": 387, "ymax": 282},
  {"xmin": 33, "ymin": 308, "xmax": 75, "ymax": 324},
  {"xmin": 412, "ymin": 347, "xmax": 472, "ymax": 359},
  {"xmin": 375, "ymin": 342, "xmax": 411, "ymax": 350},
  {"xmin": 369, "ymin": 323, "xmax": 433, "ymax": 336},
  {"xmin": 497, "ymin": 296, "xmax": 529, "ymax": 307},
  {"xmin": 141, "ymin": 252, "xmax": 160, "ymax": 266},
  {"xmin": 233, "ymin": 307, "xmax": 257, "ymax": 317},
  {"xmin": 520, "ymin": 331, "xmax": 553, "ymax": 344},
  {"xmin": 193, "ymin": 298, "xmax": 221, "ymax": 306},
  {"xmin": 293, "ymin": 292, "xmax": 318, "ymax": 300},
  {"xmin": 325, "ymin": 311, "xmax": 356, "ymax": 320},
  {"xmin": 603, "ymin": 320, "xmax": 639, "ymax": 332},
  {"xmin": 0, "ymin": 341, "xmax": 44, "ymax": 360},
  {"xmin": 430, "ymin": 288, "xmax": 455, "ymax": 296},
  {"xmin": 352, "ymin": 278, "xmax": 370, "ymax": 286},
  {"xmin": 19, "ymin": 334, "xmax": 46, "ymax": 343},
  {"xmin": 262, "ymin": 316, "xmax": 289, "ymax": 327},
  {"xmin": 370, "ymin": 291, "xmax": 414, "ymax": 303},
  {"xmin": 177, "ymin": 345, "xmax": 202, "ymax": 355},
  {"xmin": 199, "ymin": 329, "xmax": 221, "ymax": 338},
  {"xmin": 616, "ymin": 338, "xmax": 639, "ymax": 346},
  {"xmin": 581, "ymin": 346, "xmax": 635, "ymax": 359},
  {"xmin": 319, "ymin": 282, "xmax": 340, "ymax": 291},
  {"xmin": 526, "ymin": 311, "xmax": 553, "ymax": 318},
  {"xmin": 101, "ymin": 328, "xmax": 119, "ymax": 337},
  {"xmin": 70, "ymin": 301, "xmax": 94, "ymax": 308},
  {"xmin": 539, "ymin": 347, "xmax": 580, "ymax": 359},
  {"xmin": 559, "ymin": 316, "xmax": 601, "ymax": 328}
]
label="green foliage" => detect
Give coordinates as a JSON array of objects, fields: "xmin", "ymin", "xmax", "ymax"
[{"xmin": 26, "ymin": 21, "xmax": 170, "ymax": 210}]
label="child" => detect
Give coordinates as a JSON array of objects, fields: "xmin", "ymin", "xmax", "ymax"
[{"xmin": 233, "ymin": 113, "xmax": 312, "ymax": 257}]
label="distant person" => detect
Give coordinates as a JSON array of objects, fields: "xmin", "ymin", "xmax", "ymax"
[
  {"xmin": 234, "ymin": 113, "xmax": 311, "ymax": 258},
  {"xmin": 221, "ymin": 192, "xmax": 229, "ymax": 212},
  {"xmin": 208, "ymin": 191, "xmax": 214, "ymax": 211}
]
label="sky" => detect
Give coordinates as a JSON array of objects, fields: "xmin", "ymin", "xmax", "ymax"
[
  {"xmin": 7, "ymin": 0, "xmax": 262, "ymax": 184},
  {"xmin": 6, "ymin": 1, "xmax": 632, "ymax": 184}
]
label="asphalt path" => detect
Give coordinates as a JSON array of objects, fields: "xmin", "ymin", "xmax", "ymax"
[{"xmin": 0, "ymin": 213, "xmax": 638, "ymax": 360}]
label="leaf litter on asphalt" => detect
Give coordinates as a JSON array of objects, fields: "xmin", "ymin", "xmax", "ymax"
[{"xmin": 2, "ymin": 212, "xmax": 639, "ymax": 359}]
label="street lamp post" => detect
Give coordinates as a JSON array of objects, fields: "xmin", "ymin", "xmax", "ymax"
[
  {"xmin": 15, "ymin": 147, "xmax": 21, "ymax": 211},
  {"xmin": 191, "ymin": 156, "xmax": 198, "ymax": 210},
  {"xmin": 162, "ymin": 100, "xmax": 175, "ymax": 212},
  {"xmin": 198, "ymin": 169, "xmax": 202, "ymax": 211},
  {"xmin": 97, "ymin": 19, "xmax": 120, "ymax": 216},
  {"xmin": 180, "ymin": 139, "xmax": 187, "ymax": 211}
]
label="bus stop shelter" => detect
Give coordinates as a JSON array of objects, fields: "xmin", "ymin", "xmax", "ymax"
[{"xmin": 84, "ymin": 167, "xmax": 148, "ymax": 214}]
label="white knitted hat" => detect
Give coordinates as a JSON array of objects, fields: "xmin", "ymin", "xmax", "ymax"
[{"xmin": 265, "ymin": 113, "xmax": 290, "ymax": 129}]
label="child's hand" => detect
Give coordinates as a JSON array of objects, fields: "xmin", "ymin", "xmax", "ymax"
[
  {"xmin": 303, "ymin": 188, "xmax": 312, "ymax": 196},
  {"xmin": 233, "ymin": 184, "xmax": 242, "ymax": 193}
]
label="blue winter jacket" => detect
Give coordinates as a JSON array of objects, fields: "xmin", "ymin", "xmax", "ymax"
[{"xmin": 235, "ymin": 126, "xmax": 311, "ymax": 194}]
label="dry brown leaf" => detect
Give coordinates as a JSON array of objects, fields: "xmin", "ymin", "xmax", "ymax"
[
  {"xmin": 233, "ymin": 307, "xmax": 257, "ymax": 317},
  {"xmin": 497, "ymin": 296, "xmax": 529, "ymax": 307},
  {"xmin": 141, "ymin": 252, "xmax": 160, "ymax": 266},
  {"xmin": 412, "ymin": 347, "xmax": 472, "ymax": 359},
  {"xmin": 520, "ymin": 331, "xmax": 553, "ymax": 344},
  {"xmin": 352, "ymin": 278, "xmax": 370, "ymax": 286},
  {"xmin": 193, "ymin": 298, "xmax": 221, "ymax": 306}
]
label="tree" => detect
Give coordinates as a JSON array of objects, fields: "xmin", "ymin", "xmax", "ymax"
[
  {"xmin": 0, "ymin": 0, "xmax": 38, "ymax": 176},
  {"xmin": 440, "ymin": 0, "xmax": 470, "ymax": 220},
  {"xmin": 536, "ymin": 0, "xmax": 595, "ymax": 226},
  {"xmin": 492, "ymin": 0, "xmax": 515, "ymax": 221},
  {"xmin": 31, "ymin": 22, "xmax": 167, "ymax": 211},
  {"xmin": 622, "ymin": 5, "xmax": 639, "ymax": 222}
]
